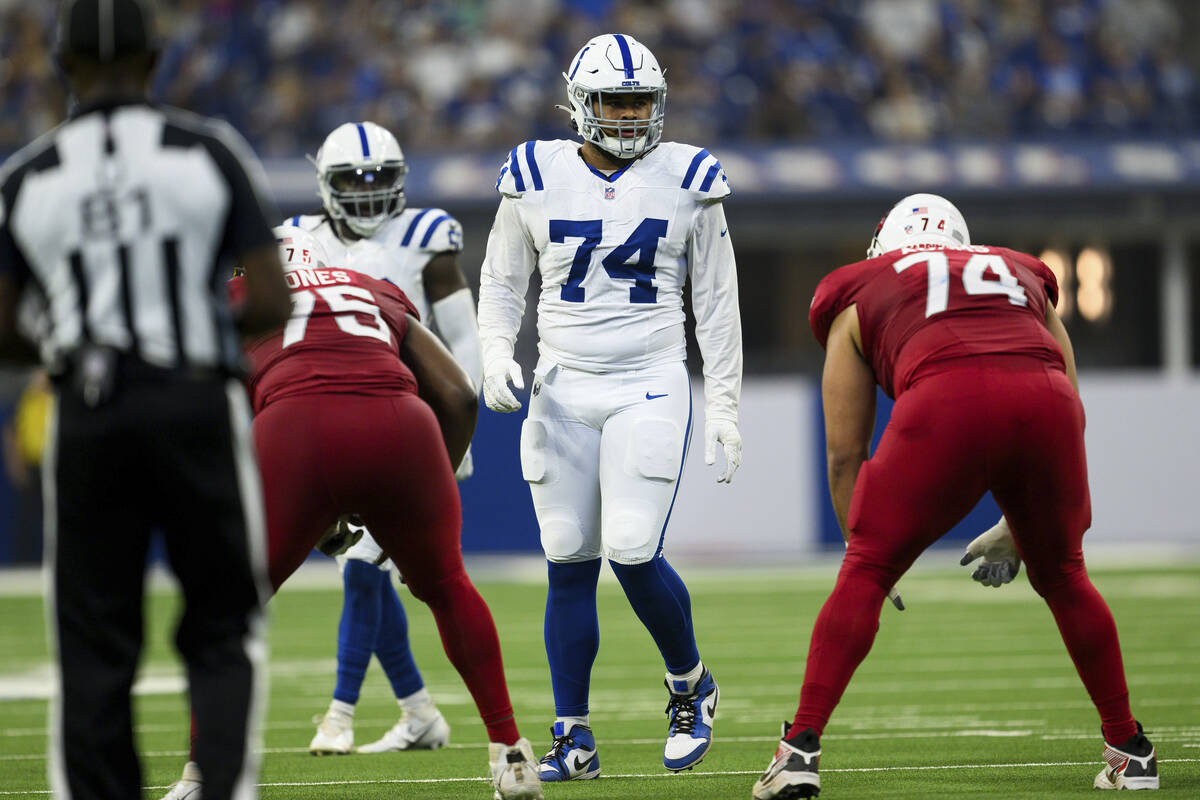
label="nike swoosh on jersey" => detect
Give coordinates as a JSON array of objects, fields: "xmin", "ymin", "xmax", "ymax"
[
  {"xmin": 719, "ymin": 229, "xmax": 728, "ymax": 237},
  {"xmin": 645, "ymin": 392, "xmax": 668, "ymax": 400}
]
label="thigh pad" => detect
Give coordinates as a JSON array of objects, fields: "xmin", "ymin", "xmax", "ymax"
[
  {"xmin": 520, "ymin": 419, "xmax": 553, "ymax": 484},
  {"xmin": 623, "ymin": 417, "xmax": 683, "ymax": 481}
]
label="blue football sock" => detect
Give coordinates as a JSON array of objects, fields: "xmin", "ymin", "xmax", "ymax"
[
  {"xmin": 609, "ymin": 556, "xmax": 700, "ymax": 675},
  {"xmin": 374, "ymin": 577, "xmax": 425, "ymax": 699},
  {"xmin": 333, "ymin": 560, "xmax": 387, "ymax": 705},
  {"xmin": 545, "ymin": 559, "xmax": 601, "ymax": 718}
]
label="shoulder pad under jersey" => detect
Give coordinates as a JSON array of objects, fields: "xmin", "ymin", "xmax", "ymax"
[
  {"xmin": 662, "ymin": 142, "xmax": 732, "ymax": 201},
  {"xmin": 393, "ymin": 207, "xmax": 463, "ymax": 253},
  {"xmin": 496, "ymin": 140, "xmax": 564, "ymax": 198}
]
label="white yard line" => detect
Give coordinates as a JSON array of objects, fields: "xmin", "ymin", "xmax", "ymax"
[
  {"xmin": 6, "ymin": 708, "xmax": 1200, "ymax": 741},
  {"xmin": 5, "ymin": 724, "xmax": 1200, "ymax": 760},
  {"xmin": 6, "ymin": 666, "xmax": 1195, "ymax": 707},
  {"xmin": 1, "ymin": 758, "xmax": 1199, "ymax": 795}
]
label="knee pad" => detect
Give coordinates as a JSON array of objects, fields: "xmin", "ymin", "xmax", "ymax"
[
  {"xmin": 521, "ymin": 419, "xmax": 554, "ymax": 484},
  {"xmin": 602, "ymin": 499, "xmax": 660, "ymax": 564},
  {"xmin": 539, "ymin": 507, "xmax": 596, "ymax": 562},
  {"xmin": 623, "ymin": 418, "xmax": 683, "ymax": 481}
]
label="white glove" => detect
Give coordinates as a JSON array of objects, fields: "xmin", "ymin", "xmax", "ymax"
[
  {"xmin": 961, "ymin": 517, "xmax": 1021, "ymax": 587},
  {"xmin": 454, "ymin": 446, "xmax": 474, "ymax": 481},
  {"xmin": 704, "ymin": 418, "xmax": 742, "ymax": 483},
  {"xmin": 316, "ymin": 514, "xmax": 365, "ymax": 557},
  {"xmin": 482, "ymin": 358, "xmax": 524, "ymax": 413}
]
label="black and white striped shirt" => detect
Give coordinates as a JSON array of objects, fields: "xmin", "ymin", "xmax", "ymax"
[{"xmin": 0, "ymin": 99, "xmax": 277, "ymax": 373}]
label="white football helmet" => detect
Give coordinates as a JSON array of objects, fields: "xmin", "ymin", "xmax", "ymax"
[
  {"xmin": 273, "ymin": 225, "xmax": 331, "ymax": 271},
  {"xmin": 314, "ymin": 122, "xmax": 407, "ymax": 238},
  {"xmin": 867, "ymin": 193, "xmax": 970, "ymax": 258},
  {"xmin": 559, "ymin": 33, "xmax": 666, "ymax": 159}
]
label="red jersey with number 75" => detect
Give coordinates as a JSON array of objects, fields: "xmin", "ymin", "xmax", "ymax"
[
  {"xmin": 229, "ymin": 268, "xmax": 420, "ymax": 414},
  {"xmin": 809, "ymin": 245, "xmax": 1064, "ymax": 400}
]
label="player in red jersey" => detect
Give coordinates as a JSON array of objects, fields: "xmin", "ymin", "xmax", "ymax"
[
  {"xmin": 163, "ymin": 227, "xmax": 543, "ymax": 800},
  {"xmin": 752, "ymin": 194, "xmax": 1158, "ymax": 799}
]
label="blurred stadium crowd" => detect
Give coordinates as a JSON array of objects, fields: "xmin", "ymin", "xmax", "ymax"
[{"xmin": 2, "ymin": 0, "xmax": 1198, "ymax": 157}]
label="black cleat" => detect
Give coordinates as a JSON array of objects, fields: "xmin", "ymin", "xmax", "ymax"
[
  {"xmin": 1094, "ymin": 721, "xmax": 1158, "ymax": 790},
  {"xmin": 752, "ymin": 723, "xmax": 821, "ymax": 799}
]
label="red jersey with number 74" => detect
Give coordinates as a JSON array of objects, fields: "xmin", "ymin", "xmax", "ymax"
[
  {"xmin": 809, "ymin": 245, "xmax": 1064, "ymax": 400},
  {"xmin": 229, "ymin": 268, "xmax": 420, "ymax": 414}
]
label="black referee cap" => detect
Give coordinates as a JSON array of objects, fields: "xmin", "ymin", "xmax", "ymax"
[{"xmin": 57, "ymin": 0, "xmax": 157, "ymax": 62}]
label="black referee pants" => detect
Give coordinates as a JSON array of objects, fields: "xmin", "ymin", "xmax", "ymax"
[{"xmin": 46, "ymin": 371, "xmax": 268, "ymax": 800}]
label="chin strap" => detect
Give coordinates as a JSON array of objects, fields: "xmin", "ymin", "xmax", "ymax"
[{"xmin": 554, "ymin": 104, "xmax": 579, "ymax": 134}]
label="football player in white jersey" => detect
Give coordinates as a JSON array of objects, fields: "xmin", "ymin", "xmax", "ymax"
[
  {"xmin": 478, "ymin": 34, "xmax": 743, "ymax": 781},
  {"xmin": 294, "ymin": 123, "xmax": 480, "ymax": 755}
]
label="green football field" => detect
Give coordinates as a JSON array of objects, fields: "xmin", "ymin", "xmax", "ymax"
[{"xmin": 2, "ymin": 557, "xmax": 1198, "ymax": 799}]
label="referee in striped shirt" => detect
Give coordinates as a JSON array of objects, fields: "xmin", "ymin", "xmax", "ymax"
[{"xmin": 0, "ymin": 2, "xmax": 290, "ymax": 798}]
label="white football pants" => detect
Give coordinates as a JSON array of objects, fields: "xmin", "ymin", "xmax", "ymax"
[{"xmin": 521, "ymin": 360, "xmax": 692, "ymax": 565}]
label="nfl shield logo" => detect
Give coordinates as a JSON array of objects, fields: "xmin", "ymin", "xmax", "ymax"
[{"xmin": 604, "ymin": 186, "xmax": 615, "ymax": 200}]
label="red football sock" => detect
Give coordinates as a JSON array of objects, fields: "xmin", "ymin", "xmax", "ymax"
[
  {"xmin": 789, "ymin": 566, "xmax": 889, "ymax": 739},
  {"xmin": 422, "ymin": 572, "xmax": 521, "ymax": 745},
  {"xmin": 1040, "ymin": 573, "xmax": 1137, "ymax": 745}
]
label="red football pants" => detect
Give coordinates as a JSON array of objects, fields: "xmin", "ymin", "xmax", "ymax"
[
  {"xmin": 793, "ymin": 359, "xmax": 1136, "ymax": 745},
  {"xmin": 254, "ymin": 392, "xmax": 518, "ymax": 744}
]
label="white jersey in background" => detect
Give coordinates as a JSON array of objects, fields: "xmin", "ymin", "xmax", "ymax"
[
  {"xmin": 478, "ymin": 138, "xmax": 741, "ymax": 423},
  {"xmin": 284, "ymin": 205, "xmax": 474, "ymax": 565},
  {"xmin": 284, "ymin": 206, "xmax": 462, "ymax": 322}
]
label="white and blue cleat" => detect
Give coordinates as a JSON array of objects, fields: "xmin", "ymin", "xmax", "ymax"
[
  {"xmin": 663, "ymin": 669, "xmax": 719, "ymax": 771},
  {"xmin": 537, "ymin": 720, "xmax": 601, "ymax": 782}
]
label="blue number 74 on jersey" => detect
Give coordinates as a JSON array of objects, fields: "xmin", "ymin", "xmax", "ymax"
[{"xmin": 551, "ymin": 218, "xmax": 669, "ymax": 304}]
